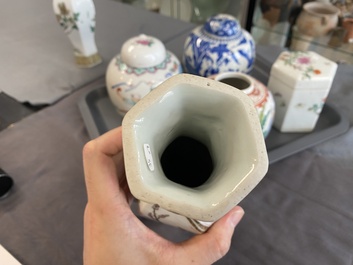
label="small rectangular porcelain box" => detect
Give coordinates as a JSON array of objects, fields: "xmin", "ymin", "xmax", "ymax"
[{"xmin": 267, "ymin": 51, "xmax": 337, "ymax": 132}]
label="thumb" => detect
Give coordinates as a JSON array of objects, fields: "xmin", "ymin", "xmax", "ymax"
[{"xmin": 179, "ymin": 206, "xmax": 244, "ymax": 264}]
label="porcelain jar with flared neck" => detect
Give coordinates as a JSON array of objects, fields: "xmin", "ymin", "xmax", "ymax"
[
  {"xmin": 182, "ymin": 14, "xmax": 255, "ymax": 77},
  {"xmin": 106, "ymin": 34, "xmax": 182, "ymax": 116},
  {"xmin": 210, "ymin": 72, "xmax": 275, "ymax": 138}
]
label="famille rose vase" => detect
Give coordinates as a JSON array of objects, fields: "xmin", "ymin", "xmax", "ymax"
[
  {"xmin": 122, "ymin": 74, "xmax": 268, "ymax": 233},
  {"xmin": 106, "ymin": 34, "xmax": 182, "ymax": 116},
  {"xmin": 210, "ymin": 72, "xmax": 275, "ymax": 138},
  {"xmin": 53, "ymin": 0, "xmax": 102, "ymax": 68},
  {"xmin": 182, "ymin": 14, "xmax": 255, "ymax": 77}
]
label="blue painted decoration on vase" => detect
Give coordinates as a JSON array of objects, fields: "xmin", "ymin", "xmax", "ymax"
[{"xmin": 183, "ymin": 14, "xmax": 255, "ymax": 77}]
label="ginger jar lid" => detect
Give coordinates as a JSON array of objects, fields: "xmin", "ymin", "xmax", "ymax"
[
  {"xmin": 202, "ymin": 14, "xmax": 242, "ymax": 39},
  {"xmin": 121, "ymin": 34, "xmax": 166, "ymax": 68}
]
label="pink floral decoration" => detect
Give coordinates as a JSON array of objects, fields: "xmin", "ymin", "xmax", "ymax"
[
  {"xmin": 136, "ymin": 39, "xmax": 154, "ymax": 46},
  {"xmin": 297, "ymin": 56, "xmax": 311, "ymax": 64}
]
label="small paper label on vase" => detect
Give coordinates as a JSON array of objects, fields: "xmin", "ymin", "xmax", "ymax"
[{"xmin": 144, "ymin": 144, "xmax": 154, "ymax": 171}]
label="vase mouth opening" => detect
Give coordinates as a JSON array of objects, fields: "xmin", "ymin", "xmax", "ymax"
[
  {"xmin": 214, "ymin": 72, "xmax": 254, "ymax": 94},
  {"xmin": 122, "ymin": 74, "xmax": 269, "ymax": 221},
  {"xmin": 146, "ymin": 93, "xmax": 235, "ymax": 191},
  {"xmin": 125, "ymin": 81, "xmax": 259, "ymax": 193}
]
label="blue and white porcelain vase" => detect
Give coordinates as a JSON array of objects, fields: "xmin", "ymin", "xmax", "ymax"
[{"xmin": 183, "ymin": 14, "xmax": 255, "ymax": 77}]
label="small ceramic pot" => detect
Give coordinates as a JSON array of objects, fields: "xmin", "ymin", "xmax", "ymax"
[
  {"xmin": 183, "ymin": 14, "xmax": 255, "ymax": 77},
  {"xmin": 53, "ymin": 0, "xmax": 102, "ymax": 68},
  {"xmin": 122, "ymin": 74, "xmax": 268, "ymax": 233},
  {"xmin": 295, "ymin": 2, "xmax": 340, "ymax": 37},
  {"xmin": 106, "ymin": 34, "xmax": 182, "ymax": 116},
  {"xmin": 210, "ymin": 72, "xmax": 275, "ymax": 138}
]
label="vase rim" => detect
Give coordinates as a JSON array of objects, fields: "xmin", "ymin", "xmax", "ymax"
[{"xmin": 122, "ymin": 74, "xmax": 268, "ymax": 221}]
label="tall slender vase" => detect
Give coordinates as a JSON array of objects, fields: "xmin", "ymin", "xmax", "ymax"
[{"xmin": 53, "ymin": 0, "xmax": 102, "ymax": 68}]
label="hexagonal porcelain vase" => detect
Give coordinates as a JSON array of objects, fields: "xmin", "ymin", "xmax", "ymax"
[{"xmin": 122, "ymin": 74, "xmax": 268, "ymax": 233}]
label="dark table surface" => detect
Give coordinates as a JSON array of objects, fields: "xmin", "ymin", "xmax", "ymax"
[{"xmin": 1, "ymin": 1, "xmax": 353, "ymax": 265}]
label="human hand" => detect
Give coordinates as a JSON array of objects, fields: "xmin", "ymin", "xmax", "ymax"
[{"xmin": 82, "ymin": 127, "xmax": 244, "ymax": 265}]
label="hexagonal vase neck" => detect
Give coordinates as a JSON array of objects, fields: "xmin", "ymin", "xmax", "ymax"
[{"xmin": 122, "ymin": 74, "xmax": 268, "ymax": 233}]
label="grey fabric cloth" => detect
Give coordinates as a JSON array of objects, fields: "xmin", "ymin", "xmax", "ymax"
[
  {"xmin": 0, "ymin": 0, "xmax": 193, "ymax": 105},
  {"xmin": 0, "ymin": 42, "xmax": 353, "ymax": 265}
]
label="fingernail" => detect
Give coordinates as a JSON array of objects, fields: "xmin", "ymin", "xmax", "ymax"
[{"xmin": 230, "ymin": 207, "xmax": 244, "ymax": 227}]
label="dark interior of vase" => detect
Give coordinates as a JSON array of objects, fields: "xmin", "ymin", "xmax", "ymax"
[{"xmin": 160, "ymin": 136, "xmax": 214, "ymax": 188}]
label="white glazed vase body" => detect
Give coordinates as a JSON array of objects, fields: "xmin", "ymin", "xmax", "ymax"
[
  {"xmin": 53, "ymin": 0, "xmax": 102, "ymax": 67},
  {"xmin": 122, "ymin": 74, "xmax": 269, "ymax": 233},
  {"xmin": 106, "ymin": 35, "xmax": 182, "ymax": 116},
  {"xmin": 211, "ymin": 72, "xmax": 275, "ymax": 138}
]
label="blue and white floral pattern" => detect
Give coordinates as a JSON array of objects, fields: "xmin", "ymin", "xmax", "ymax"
[{"xmin": 183, "ymin": 14, "xmax": 255, "ymax": 77}]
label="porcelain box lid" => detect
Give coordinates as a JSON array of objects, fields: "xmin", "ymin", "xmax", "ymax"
[{"xmin": 270, "ymin": 51, "xmax": 338, "ymax": 90}]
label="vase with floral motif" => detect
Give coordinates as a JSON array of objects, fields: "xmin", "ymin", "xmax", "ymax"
[
  {"xmin": 106, "ymin": 34, "xmax": 182, "ymax": 116},
  {"xmin": 53, "ymin": 0, "xmax": 102, "ymax": 68},
  {"xmin": 182, "ymin": 14, "xmax": 255, "ymax": 77}
]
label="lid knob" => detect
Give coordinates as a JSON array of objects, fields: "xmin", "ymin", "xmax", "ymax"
[
  {"xmin": 203, "ymin": 14, "xmax": 241, "ymax": 37},
  {"xmin": 121, "ymin": 34, "xmax": 166, "ymax": 68}
]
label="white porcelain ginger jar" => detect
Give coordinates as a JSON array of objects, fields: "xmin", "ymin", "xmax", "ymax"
[
  {"xmin": 53, "ymin": 0, "xmax": 102, "ymax": 68},
  {"xmin": 210, "ymin": 72, "xmax": 275, "ymax": 138},
  {"xmin": 106, "ymin": 34, "xmax": 182, "ymax": 116},
  {"xmin": 183, "ymin": 14, "xmax": 255, "ymax": 77},
  {"xmin": 122, "ymin": 74, "xmax": 269, "ymax": 233}
]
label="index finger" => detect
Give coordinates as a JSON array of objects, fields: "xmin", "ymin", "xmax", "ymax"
[{"xmin": 83, "ymin": 127, "xmax": 125, "ymax": 206}]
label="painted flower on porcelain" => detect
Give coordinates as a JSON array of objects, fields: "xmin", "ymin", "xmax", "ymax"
[{"xmin": 279, "ymin": 52, "xmax": 323, "ymax": 80}]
